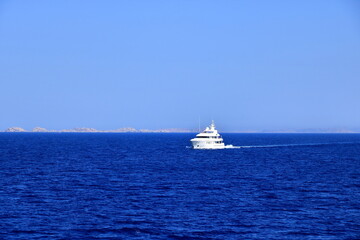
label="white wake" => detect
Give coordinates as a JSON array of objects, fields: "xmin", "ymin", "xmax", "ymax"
[{"xmin": 225, "ymin": 142, "xmax": 359, "ymax": 149}]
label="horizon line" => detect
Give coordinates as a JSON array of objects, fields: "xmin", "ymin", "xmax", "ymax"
[{"xmin": 2, "ymin": 126, "xmax": 360, "ymax": 134}]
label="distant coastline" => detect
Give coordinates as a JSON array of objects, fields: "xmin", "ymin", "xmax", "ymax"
[
  {"xmin": 2, "ymin": 127, "xmax": 360, "ymax": 133},
  {"xmin": 2, "ymin": 127, "xmax": 193, "ymax": 133}
]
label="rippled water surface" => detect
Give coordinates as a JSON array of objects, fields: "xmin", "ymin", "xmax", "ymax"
[{"xmin": 0, "ymin": 133, "xmax": 360, "ymax": 239}]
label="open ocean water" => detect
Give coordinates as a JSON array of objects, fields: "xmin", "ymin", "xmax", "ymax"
[{"xmin": 0, "ymin": 133, "xmax": 360, "ymax": 240}]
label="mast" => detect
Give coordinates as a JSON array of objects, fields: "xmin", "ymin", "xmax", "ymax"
[{"xmin": 198, "ymin": 116, "xmax": 201, "ymax": 132}]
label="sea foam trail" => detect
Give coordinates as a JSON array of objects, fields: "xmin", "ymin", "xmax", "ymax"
[{"xmin": 227, "ymin": 142, "xmax": 360, "ymax": 149}]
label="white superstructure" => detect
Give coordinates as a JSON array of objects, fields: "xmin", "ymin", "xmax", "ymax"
[{"xmin": 190, "ymin": 121, "xmax": 230, "ymax": 149}]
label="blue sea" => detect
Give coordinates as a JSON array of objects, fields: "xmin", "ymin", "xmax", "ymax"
[{"xmin": 0, "ymin": 133, "xmax": 360, "ymax": 239}]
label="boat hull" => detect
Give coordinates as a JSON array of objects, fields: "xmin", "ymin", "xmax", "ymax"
[{"xmin": 191, "ymin": 140, "xmax": 225, "ymax": 149}]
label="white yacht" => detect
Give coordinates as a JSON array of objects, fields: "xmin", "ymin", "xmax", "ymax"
[{"xmin": 190, "ymin": 121, "xmax": 231, "ymax": 149}]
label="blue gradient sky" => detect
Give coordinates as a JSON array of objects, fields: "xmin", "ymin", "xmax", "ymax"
[{"xmin": 0, "ymin": 0, "xmax": 359, "ymax": 131}]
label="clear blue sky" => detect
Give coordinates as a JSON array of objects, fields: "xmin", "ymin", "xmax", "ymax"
[{"xmin": 0, "ymin": 0, "xmax": 359, "ymax": 131}]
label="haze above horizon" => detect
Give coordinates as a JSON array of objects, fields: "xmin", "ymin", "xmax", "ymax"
[{"xmin": 1, "ymin": 0, "xmax": 359, "ymax": 132}]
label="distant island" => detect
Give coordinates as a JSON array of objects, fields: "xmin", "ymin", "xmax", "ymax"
[
  {"xmin": 2, "ymin": 127, "xmax": 359, "ymax": 133},
  {"xmin": 3, "ymin": 127, "xmax": 193, "ymax": 133}
]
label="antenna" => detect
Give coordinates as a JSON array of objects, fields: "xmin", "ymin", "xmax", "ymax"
[{"xmin": 198, "ymin": 116, "xmax": 201, "ymax": 132}]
